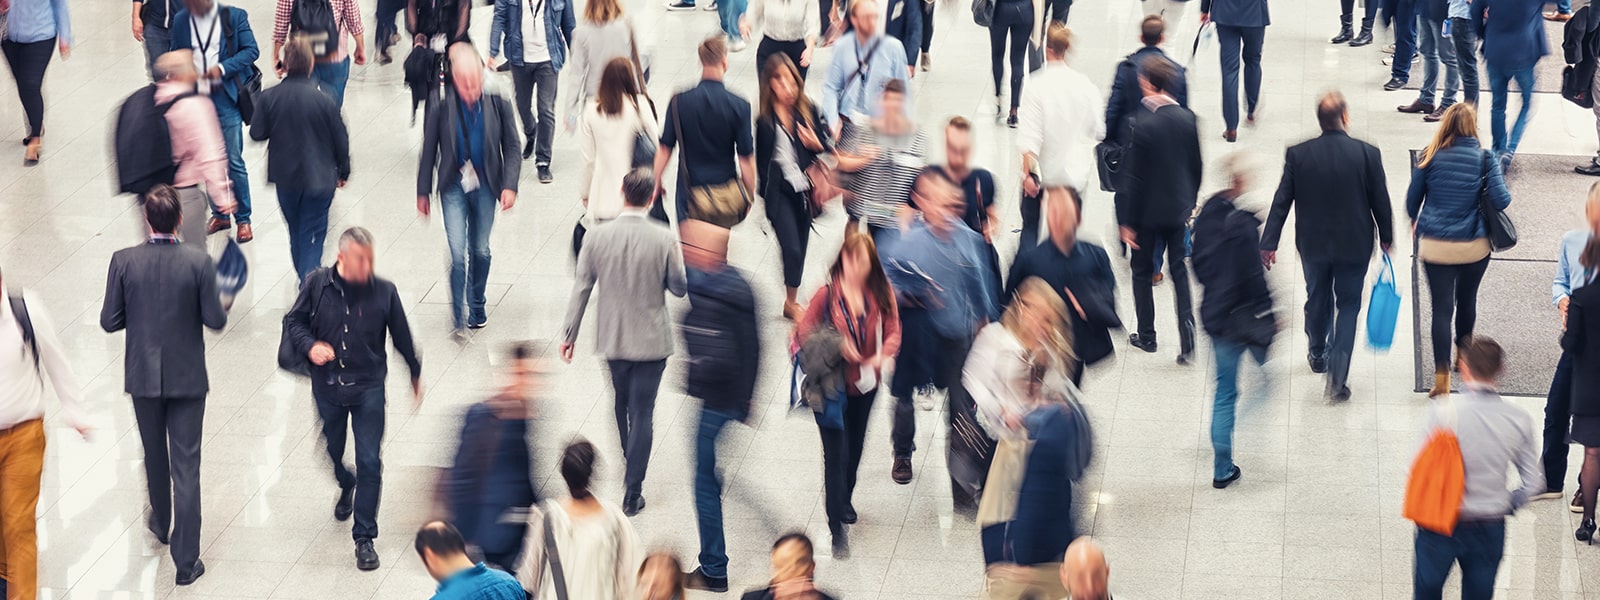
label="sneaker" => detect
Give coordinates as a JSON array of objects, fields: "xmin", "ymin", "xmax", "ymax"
[
  {"xmin": 468, "ymin": 313, "xmax": 488, "ymax": 329},
  {"xmin": 913, "ymin": 385, "xmax": 937, "ymax": 410},
  {"xmin": 729, "ymin": 38, "xmax": 747, "ymax": 52},
  {"xmin": 355, "ymin": 539, "xmax": 380, "ymax": 571},
  {"xmin": 1381, "ymin": 54, "xmax": 1419, "ymax": 66},
  {"xmin": 1530, "ymin": 489, "xmax": 1565, "ymax": 501},
  {"xmin": 1129, "ymin": 333, "xmax": 1158, "ymax": 353},
  {"xmin": 334, "ymin": 485, "xmax": 355, "ymax": 521},
  {"xmin": 684, "ymin": 567, "xmax": 729, "ymax": 593},
  {"xmin": 1212, "ymin": 466, "xmax": 1242, "ymax": 489},
  {"xmin": 537, "ymin": 165, "xmax": 553, "ymax": 183},
  {"xmin": 664, "ymin": 0, "xmax": 696, "ymax": 9},
  {"xmin": 1382, "ymin": 77, "xmax": 1408, "ymax": 91},
  {"xmin": 703, "ymin": 1, "xmax": 717, "ymax": 9},
  {"xmin": 892, "ymin": 457, "xmax": 913, "ymax": 484},
  {"xmin": 1382, "ymin": 43, "xmax": 1396, "ymax": 54}
]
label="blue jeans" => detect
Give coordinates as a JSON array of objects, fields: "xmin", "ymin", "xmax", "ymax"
[
  {"xmin": 1543, "ymin": 352, "xmax": 1577, "ymax": 490},
  {"xmin": 313, "ymin": 58, "xmax": 352, "ymax": 108},
  {"xmin": 277, "ymin": 188, "xmax": 335, "ymax": 284},
  {"xmin": 440, "ymin": 184, "xmax": 497, "ymax": 329},
  {"xmin": 718, "ymin": 0, "xmax": 748, "ymax": 40},
  {"xmin": 1417, "ymin": 17, "xmax": 1458, "ymax": 107},
  {"xmin": 141, "ymin": 24, "xmax": 171, "ymax": 81},
  {"xmin": 1216, "ymin": 25, "xmax": 1265, "ymax": 131},
  {"xmin": 1210, "ymin": 338, "xmax": 1264, "ymax": 480},
  {"xmin": 1450, "ymin": 17, "xmax": 1480, "ymax": 106},
  {"xmin": 313, "ymin": 384, "xmax": 387, "ymax": 541},
  {"xmin": 1413, "ymin": 520, "xmax": 1505, "ymax": 600},
  {"xmin": 1391, "ymin": 0, "xmax": 1418, "ymax": 80},
  {"xmin": 213, "ymin": 95, "xmax": 252, "ymax": 224},
  {"xmin": 1487, "ymin": 64, "xmax": 1535, "ymax": 155},
  {"xmin": 693, "ymin": 408, "xmax": 737, "ymax": 579}
]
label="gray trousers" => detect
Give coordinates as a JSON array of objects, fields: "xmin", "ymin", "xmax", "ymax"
[
  {"xmin": 133, "ymin": 396, "xmax": 205, "ymax": 572},
  {"xmin": 176, "ymin": 186, "xmax": 210, "ymax": 247},
  {"xmin": 509, "ymin": 61, "xmax": 558, "ymax": 166},
  {"xmin": 607, "ymin": 358, "xmax": 666, "ymax": 500}
]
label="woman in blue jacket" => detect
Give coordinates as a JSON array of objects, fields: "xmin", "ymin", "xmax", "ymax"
[{"xmin": 1406, "ymin": 103, "xmax": 1513, "ymax": 398}]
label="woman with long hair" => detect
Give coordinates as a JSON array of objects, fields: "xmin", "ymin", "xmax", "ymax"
[
  {"xmin": 581, "ymin": 58, "xmax": 656, "ymax": 229},
  {"xmin": 639, "ymin": 552, "xmax": 686, "ymax": 599},
  {"xmin": 1406, "ymin": 102, "xmax": 1513, "ymax": 398},
  {"xmin": 742, "ymin": 0, "xmax": 820, "ymax": 80},
  {"xmin": 964, "ymin": 277, "xmax": 1075, "ymax": 445},
  {"xmin": 793, "ymin": 230, "xmax": 901, "ymax": 559},
  {"xmin": 988, "ymin": 0, "xmax": 1041, "ymax": 127},
  {"xmin": 518, "ymin": 439, "xmax": 641, "ymax": 598},
  {"xmin": 564, "ymin": 0, "xmax": 644, "ymax": 130},
  {"xmin": 4, "ymin": 0, "xmax": 71, "ymax": 163},
  {"xmin": 1562, "ymin": 237, "xmax": 1600, "ymax": 546},
  {"xmin": 758, "ymin": 54, "xmax": 831, "ymax": 319}
]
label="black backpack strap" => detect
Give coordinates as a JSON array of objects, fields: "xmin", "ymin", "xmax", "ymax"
[
  {"xmin": 9, "ymin": 295, "xmax": 39, "ymax": 372},
  {"xmin": 542, "ymin": 509, "xmax": 570, "ymax": 600}
]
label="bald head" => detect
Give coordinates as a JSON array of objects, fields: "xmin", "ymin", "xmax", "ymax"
[
  {"xmin": 155, "ymin": 50, "xmax": 198, "ymax": 83},
  {"xmin": 449, "ymin": 42, "xmax": 484, "ymax": 104},
  {"xmin": 680, "ymin": 219, "xmax": 730, "ymax": 270},
  {"xmin": 1063, "ymin": 537, "xmax": 1109, "ymax": 600},
  {"xmin": 1317, "ymin": 91, "xmax": 1348, "ymax": 132}
]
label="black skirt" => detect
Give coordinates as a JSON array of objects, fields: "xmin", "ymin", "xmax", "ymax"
[{"xmin": 1572, "ymin": 415, "xmax": 1600, "ymax": 447}]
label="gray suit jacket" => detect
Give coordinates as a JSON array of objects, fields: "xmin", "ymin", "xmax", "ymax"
[
  {"xmin": 100, "ymin": 241, "xmax": 228, "ymax": 399},
  {"xmin": 417, "ymin": 87, "xmax": 523, "ymax": 196},
  {"xmin": 561, "ymin": 212, "xmax": 687, "ymax": 361}
]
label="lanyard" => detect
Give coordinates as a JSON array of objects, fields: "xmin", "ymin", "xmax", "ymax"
[
  {"xmin": 191, "ymin": 14, "xmax": 218, "ymax": 72},
  {"xmin": 527, "ymin": 0, "xmax": 544, "ymax": 20},
  {"xmin": 835, "ymin": 289, "xmax": 866, "ymax": 350}
]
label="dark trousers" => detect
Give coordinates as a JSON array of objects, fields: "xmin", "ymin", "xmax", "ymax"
[
  {"xmin": 819, "ymin": 390, "xmax": 876, "ymax": 526},
  {"xmin": 1042, "ymin": 0, "xmax": 1071, "ymax": 23},
  {"xmin": 1413, "ymin": 520, "xmax": 1505, "ymax": 600},
  {"xmin": 757, "ymin": 37, "xmax": 809, "ymax": 81},
  {"xmin": 375, "ymin": 0, "xmax": 407, "ymax": 54},
  {"xmin": 133, "ymin": 396, "xmax": 205, "ymax": 572},
  {"xmin": 1301, "ymin": 259, "xmax": 1369, "ymax": 391},
  {"xmin": 1391, "ymin": 0, "xmax": 1419, "ymax": 80},
  {"xmin": 510, "ymin": 61, "xmax": 558, "ymax": 166},
  {"xmin": 1422, "ymin": 256, "xmax": 1490, "ymax": 366},
  {"xmin": 1544, "ymin": 352, "xmax": 1577, "ymax": 492},
  {"xmin": 142, "ymin": 24, "xmax": 172, "ymax": 81},
  {"xmin": 1216, "ymin": 25, "xmax": 1264, "ymax": 131},
  {"xmin": 276, "ymin": 187, "xmax": 335, "ymax": 285},
  {"xmin": 764, "ymin": 179, "xmax": 812, "ymax": 288},
  {"xmin": 693, "ymin": 408, "xmax": 737, "ymax": 579},
  {"xmin": 890, "ymin": 316, "xmax": 972, "ymax": 458},
  {"xmin": 1449, "ymin": 17, "xmax": 1480, "ymax": 106},
  {"xmin": 990, "ymin": 2, "xmax": 1033, "ymax": 110},
  {"xmin": 1018, "ymin": 188, "xmax": 1041, "ymax": 252},
  {"xmin": 1131, "ymin": 226, "xmax": 1195, "ymax": 354},
  {"xmin": 1340, "ymin": 0, "xmax": 1380, "ymax": 21},
  {"xmin": 313, "ymin": 385, "xmax": 386, "ymax": 541},
  {"xmin": 1, "ymin": 38, "xmax": 54, "ymax": 138},
  {"xmin": 608, "ymin": 358, "xmax": 667, "ymax": 500},
  {"xmin": 921, "ymin": 0, "xmax": 934, "ymax": 54}
]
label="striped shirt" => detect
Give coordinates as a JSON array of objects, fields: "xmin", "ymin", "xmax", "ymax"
[
  {"xmin": 840, "ymin": 123, "xmax": 927, "ymax": 229},
  {"xmin": 273, "ymin": 0, "xmax": 365, "ymax": 62}
]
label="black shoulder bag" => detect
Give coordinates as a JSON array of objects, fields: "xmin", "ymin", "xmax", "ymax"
[
  {"xmin": 1477, "ymin": 150, "xmax": 1518, "ymax": 252},
  {"xmin": 277, "ymin": 271, "xmax": 327, "ymax": 376}
]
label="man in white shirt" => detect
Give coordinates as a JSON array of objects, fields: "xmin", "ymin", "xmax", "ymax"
[
  {"xmin": 488, "ymin": 0, "xmax": 576, "ymax": 184},
  {"xmin": 1016, "ymin": 24, "xmax": 1103, "ymax": 251},
  {"xmin": 0, "ymin": 267, "xmax": 91, "ymax": 600}
]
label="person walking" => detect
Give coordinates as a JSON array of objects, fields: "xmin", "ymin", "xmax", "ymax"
[
  {"xmin": 678, "ymin": 221, "xmax": 761, "ymax": 593},
  {"xmin": 408, "ymin": 0, "xmax": 470, "ymax": 45},
  {"xmin": 100, "ymin": 186, "xmax": 229, "ymax": 586},
  {"xmin": 134, "ymin": 0, "xmax": 179, "ymax": 78},
  {"xmin": 1382, "ymin": 0, "xmax": 1421, "ymax": 92},
  {"xmin": 0, "ymin": 267, "xmax": 91, "ymax": 600},
  {"xmin": 1199, "ymin": 0, "xmax": 1267, "ymax": 143},
  {"xmin": 1018, "ymin": 23, "xmax": 1103, "ymax": 250},
  {"xmin": 3, "ymin": 0, "xmax": 70, "ymax": 165},
  {"xmin": 882, "ymin": 0, "xmax": 923, "ymax": 76},
  {"xmin": 271, "ymin": 0, "xmax": 366, "ymax": 107},
  {"xmin": 878, "ymin": 170, "xmax": 999, "ymax": 495},
  {"xmin": 415, "ymin": 521, "xmax": 526, "ymax": 600},
  {"xmin": 250, "ymin": 37, "xmax": 351, "ymax": 285},
  {"xmin": 151, "ymin": 51, "xmax": 237, "ymax": 247},
  {"xmin": 930, "ymin": 117, "xmax": 1000, "ymax": 290},
  {"xmin": 517, "ymin": 439, "xmax": 643, "ymax": 597},
  {"xmin": 1260, "ymin": 92, "xmax": 1393, "ymax": 401},
  {"xmin": 1104, "ymin": 16, "xmax": 1187, "ymax": 149},
  {"xmin": 1563, "ymin": 238, "xmax": 1600, "ymax": 546},
  {"xmin": 739, "ymin": 534, "xmax": 840, "ymax": 599},
  {"xmin": 757, "ymin": 54, "xmax": 830, "ymax": 318},
  {"xmin": 1531, "ymin": 189, "xmax": 1600, "ymax": 507},
  {"xmin": 171, "ymin": 0, "xmax": 260, "ymax": 243},
  {"xmin": 1448, "ymin": 0, "xmax": 1480, "ymax": 107},
  {"xmin": 488, "ymin": 0, "xmax": 575, "ymax": 183},
  {"xmin": 417, "ymin": 43, "xmax": 521, "ymax": 334},
  {"xmin": 283, "ymin": 227, "xmax": 423, "ymax": 571},
  {"xmin": 1062, "ymin": 537, "xmax": 1111, "ymax": 600},
  {"xmin": 918, "ymin": 0, "xmax": 933, "ymax": 71},
  {"xmin": 1005, "ymin": 187, "xmax": 1120, "ymax": 386},
  {"xmin": 565, "ymin": 0, "xmax": 642, "ymax": 130},
  {"xmin": 559, "ymin": 169, "xmax": 687, "ymax": 516},
  {"xmin": 1411, "ymin": 336, "xmax": 1543, "ymax": 598},
  {"xmin": 794, "ymin": 230, "xmax": 901, "ymax": 558},
  {"xmin": 1476, "ymin": 0, "xmax": 1547, "ymax": 166},
  {"xmin": 1570, "ymin": 2, "xmax": 1600, "ymax": 175},
  {"xmin": 1399, "ymin": 0, "xmax": 1460, "ymax": 121},
  {"xmin": 986, "ymin": 0, "xmax": 1040, "ymax": 126},
  {"xmin": 580, "ymin": 58, "xmax": 655, "ymax": 240},
  {"xmin": 374, "ymin": 0, "xmax": 406, "ymax": 62},
  {"xmin": 834, "ymin": 80, "xmax": 926, "ymax": 239},
  {"xmin": 1116, "ymin": 58, "xmax": 1200, "ymax": 363},
  {"xmin": 652, "ymin": 36, "xmax": 757, "ymax": 225},
  {"xmin": 446, "ymin": 343, "xmax": 538, "ymax": 573},
  {"xmin": 1333, "ymin": 0, "xmax": 1379, "ymax": 45},
  {"xmin": 1407, "ymin": 103, "xmax": 1512, "ymax": 398},
  {"xmin": 741, "ymin": 0, "xmax": 820, "ymax": 80},
  {"xmin": 820, "ymin": 0, "xmax": 910, "ymax": 135}
]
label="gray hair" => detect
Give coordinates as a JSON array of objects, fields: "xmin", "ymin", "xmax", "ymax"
[
  {"xmin": 622, "ymin": 168, "xmax": 655, "ymax": 207},
  {"xmin": 339, "ymin": 227, "xmax": 375, "ymax": 251}
]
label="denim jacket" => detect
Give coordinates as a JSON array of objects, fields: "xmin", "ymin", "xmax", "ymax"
[{"xmin": 488, "ymin": 0, "xmax": 576, "ymax": 70}]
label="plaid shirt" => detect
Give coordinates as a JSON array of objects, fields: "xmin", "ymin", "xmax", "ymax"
[{"xmin": 273, "ymin": 0, "xmax": 365, "ymax": 62}]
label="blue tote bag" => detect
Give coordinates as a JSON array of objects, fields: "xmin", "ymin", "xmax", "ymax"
[{"xmin": 1367, "ymin": 253, "xmax": 1401, "ymax": 351}]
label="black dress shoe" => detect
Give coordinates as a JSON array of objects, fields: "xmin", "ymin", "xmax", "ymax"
[
  {"xmin": 892, "ymin": 457, "xmax": 914, "ymax": 484},
  {"xmin": 537, "ymin": 165, "xmax": 553, "ymax": 183},
  {"xmin": 1327, "ymin": 386, "xmax": 1352, "ymax": 401},
  {"xmin": 830, "ymin": 524, "xmax": 851, "ymax": 559},
  {"xmin": 623, "ymin": 495, "xmax": 646, "ymax": 516},
  {"xmin": 1129, "ymin": 333, "xmax": 1158, "ymax": 353},
  {"xmin": 1308, "ymin": 353, "xmax": 1328, "ymax": 374},
  {"xmin": 148, "ymin": 514, "xmax": 170, "ymax": 545},
  {"xmin": 334, "ymin": 485, "xmax": 355, "ymax": 521},
  {"xmin": 522, "ymin": 138, "xmax": 535, "ymax": 160},
  {"xmin": 842, "ymin": 505, "xmax": 858, "ymax": 524},
  {"xmin": 355, "ymin": 538, "xmax": 381, "ymax": 571},
  {"xmin": 1397, "ymin": 100, "xmax": 1436, "ymax": 114},
  {"xmin": 1176, "ymin": 352, "xmax": 1194, "ymax": 366},
  {"xmin": 1212, "ymin": 466, "xmax": 1242, "ymax": 489},
  {"xmin": 1383, "ymin": 77, "xmax": 1408, "ymax": 91},
  {"xmin": 1577, "ymin": 160, "xmax": 1600, "ymax": 176},
  {"xmin": 684, "ymin": 567, "xmax": 729, "ymax": 592},
  {"xmin": 175, "ymin": 560, "xmax": 206, "ymax": 586}
]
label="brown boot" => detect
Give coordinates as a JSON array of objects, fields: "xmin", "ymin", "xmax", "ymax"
[{"xmin": 1428, "ymin": 366, "xmax": 1451, "ymax": 398}]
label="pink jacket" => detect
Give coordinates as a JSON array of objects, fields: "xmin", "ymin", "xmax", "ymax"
[{"xmin": 156, "ymin": 81, "xmax": 234, "ymax": 209}]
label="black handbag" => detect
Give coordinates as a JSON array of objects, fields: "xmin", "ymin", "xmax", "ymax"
[
  {"xmin": 1094, "ymin": 142, "xmax": 1124, "ymax": 193},
  {"xmin": 971, "ymin": 0, "xmax": 995, "ymax": 27},
  {"xmin": 1476, "ymin": 150, "xmax": 1518, "ymax": 252},
  {"xmin": 629, "ymin": 97, "xmax": 657, "ymax": 169},
  {"xmin": 276, "ymin": 273, "xmax": 325, "ymax": 376}
]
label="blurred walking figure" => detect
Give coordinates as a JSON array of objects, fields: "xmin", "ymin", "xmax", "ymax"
[
  {"xmin": 1199, "ymin": 0, "xmax": 1268, "ymax": 142},
  {"xmin": 271, "ymin": 0, "xmax": 366, "ymax": 107},
  {"xmin": 1407, "ymin": 103, "xmax": 1511, "ymax": 398},
  {"xmin": 1061, "ymin": 537, "xmax": 1110, "ymax": 600},
  {"xmin": 1411, "ymin": 336, "xmax": 1543, "ymax": 599},
  {"xmin": 756, "ymin": 54, "xmax": 831, "ymax": 318},
  {"xmin": 878, "ymin": 170, "xmax": 999, "ymax": 497},
  {"xmin": 820, "ymin": 0, "xmax": 910, "ymax": 135},
  {"xmin": 1531, "ymin": 188, "xmax": 1600, "ymax": 506},
  {"xmin": 1104, "ymin": 16, "xmax": 1186, "ymax": 149},
  {"xmin": 560, "ymin": 169, "xmax": 687, "ymax": 516},
  {"xmin": 134, "ymin": 0, "xmax": 179, "ymax": 78},
  {"xmin": 446, "ymin": 343, "xmax": 539, "ymax": 572},
  {"xmin": 1192, "ymin": 153, "xmax": 1272, "ymax": 489},
  {"xmin": 1116, "ymin": 57, "xmax": 1200, "ymax": 363},
  {"xmin": 250, "ymin": 37, "xmax": 351, "ymax": 285},
  {"xmin": 794, "ymin": 230, "xmax": 901, "ymax": 558},
  {"xmin": 416, "ymin": 521, "xmax": 525, "ymax": 600},
  {"xmin": 1399, "ymin": 0, "xmax": 1459, "ymax": 121},
  {"xmin": 282, "ymin": 227, "xmax": 424, "ymax": 571},
  {"xmin": 740, "ymin": 0, "xmax": 820, "ymax": 80},
  {"xmin": 3, "ymin": 0, "xmax": 71, "ymax": 164},
  {"xmin": 1476, "ymin": 0, "xmax": 1547, "ymax": 166},
  {"xmin": 965, "ymin": 278, "xmax": 1075, "ymax": 444},
  {"xmin": 417, "ymin": 43, "xmax": 522, "ymax": 333},
  {"xmin": 679, "ymin": 221, "xmax": 761, "ymax": 593},
  {"xmin": 639, "ymin": 552, "xmax": 686, "ymax": 599},
  {"xmin": 487, "ymin": 0, "xmax": 575, "ymax": 182},
  {"xmin": 652, "ymin": 36, "xmax": 757, "ymax": 225},
  {"xmin": 1563, "ymin": 236, "xmax": 1600, "ymax": 545},
  {"xmin": 171, "ymin": 0, "xmax": 260, "ymax": 242},
  {"xmin": 152, "ymin": 50, "xmax": 237, "ymax": 246},
  {"xmin": 739, "ymin": 533, "xmax": 839, "ymax": 600},
  {"xmin": 100, "ymin": 186, "xmax": 229, "ymax": 586},
  {"xmin": 580, "ymin": 58, "xmax": 655, "ymax": 237},
  {"xmin": 834, "ymin": 80, "xmax": 926, "ymax": 239},
  {"xmin": 1260, "ymin": 92, "xmax": 1393, "ymax": 401},
  {"xmin": 0, "ymin": 267, "xmax": 91, "ymax": 600},
  {"xmin": 518, "ymin": 439, "xmax": 643, "ymax": 598},
  {"xmin": 564, "ymin": 0, "xmax": 644, "ymax": 131},
  {"xmin": 1018, "ymin": 24, "xmax": 1102, "ymax": 252},
  {"xmin": 931, "ymin": 118, "xmax": 1000, "ymax": 291},
  {"xmin": 985, "ymin": 0, "xmax": 1043, "ymax": 126},
  {"xmin": 1005, "ymin": 187, "xmax": 1120, "ymax": 386}
]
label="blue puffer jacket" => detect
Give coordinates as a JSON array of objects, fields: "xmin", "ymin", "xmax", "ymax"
[{"xmin": 1406, "ymin": 138, "xmax": 1512, "ymax": 241}]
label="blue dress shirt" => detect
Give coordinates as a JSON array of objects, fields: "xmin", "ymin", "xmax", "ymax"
[
  {"xmin": 1555, "ymin": 229, "xmax": 1596, "ymax": 305},
  {"xmin": 821, "ymin": 32, "xmax": 910, "ymax": 127},
  {"xmin": 6, "ymin": 0, "xmax": 72, "ymax": 45}
]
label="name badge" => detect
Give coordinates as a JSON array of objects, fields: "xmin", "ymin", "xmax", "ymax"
[
  {"xmin": 894, "ymin": 151, "xmax": 921, "ymax": 169},
  {"xmin": 460, "ymin": 164, "xmax": 480, "ymax": 192}
]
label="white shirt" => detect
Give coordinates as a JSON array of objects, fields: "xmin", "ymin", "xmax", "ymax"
[
  {"xmin": 1017, "ymin": 61, "xmax": 1105, "ymax": 190},
  {"xmin": 580, "ymin": 95, "xmax": 655, "ymax": 222},
  {"xmin": 189, "ymin": 4, "xmax": 224, "ymax": 88},
  {"xmin": 0, "ymin": 284, "xmax": 86, "ymax": 432},
  {"xmin": 522, "ymin": 0, "xmax": 551, "ymax": 64},
  {"xmin": 748, "ymin": 0, "xmax": 820, "ymax": 43}
]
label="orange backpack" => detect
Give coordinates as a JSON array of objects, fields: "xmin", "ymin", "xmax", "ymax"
[{"xmin": 1404, "ymin": 401, "xmax": 1466, "ymax": 536}]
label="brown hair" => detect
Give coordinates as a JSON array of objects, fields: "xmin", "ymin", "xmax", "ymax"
[
  {"xmin": 284, "ymin": 35, "xmax": 314, "ymax": 77},
  {"xmin": 596, "ymin": 57, "xmax": 641, "ymax": 117},
  {"xmin": 583, "ymin": 0, "xmax": 623, "ymax": 24},
  {"xmin": 758, "ymin": 53, "xmax": 816, "ymax": 128},
  {"xmin": 828, "ymin": 229, "xmax": 895, "ymax": 315},
  {"xmin": 1582, "ymin": 236, "xmax": 1600, "ymax": 272},
  {"xmin": 1140, "ymin": 15, "xmax": 1165, "ymax": 46},
  {"xmin": 699, "ymin": 35, "xmax": 727, "ymax": 67},
  {"xmin": 947, "ymin": 115, "xmax": 972, "ymax": 132},
  {"xmin": 1140, "ymin": 55, "xmax": 1178, "ymax": 94},
  {"xmin": 1046, "ymin": 23, "xmax": 1073, "ymax": 56},
  {"xmin": 1457, "ymin": 335, "xmax": 1505, "ymax": 379},
  {"xmin": 883, "ymin": 77, "xmax": 907, "ymax": 97},
  {"xmin": 638, "ymin": 552, "xmax": 686, "ymax": 599},
  {"xmin": 1417, "ymin": 103, "xmax": 1478, "ymax": 168}
]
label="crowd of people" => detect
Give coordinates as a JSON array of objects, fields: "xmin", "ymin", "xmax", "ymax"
[{"xmin": 1, "ymin": 0, "xmax": 1599, "ymax": 597}]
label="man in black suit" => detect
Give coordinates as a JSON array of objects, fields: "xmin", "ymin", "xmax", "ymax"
[
  {"xmin": 1104, "ymin": 15, "xmax": 1189, "ymax": 147},
  {"xmin": 1116, "ymin": 57, "xmax": 1201, "ymax": 364},
  {"xmin": 100, "ymin": 185, "xmax": 229, "ymax": 586},
  {"xmin": 1260, "ymin": 92, "xmax": 1394, "ymax": 401}
]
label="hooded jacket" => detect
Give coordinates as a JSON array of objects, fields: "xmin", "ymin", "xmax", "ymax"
[{"xmin": 1192, "ymin": 192, "xmax": 1273, "ymax": 343}]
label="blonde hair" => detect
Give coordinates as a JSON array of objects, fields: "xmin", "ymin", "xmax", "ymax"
[
  {"xmin": 1004, "ymin": 277, "xmax": 1075, "ymax": 367},
  {"xmin": 584, "ymin": 0, "xmax": 623, "ymax": 24},
  {"xmin": 1417, "ymin": 103, "xmax": 1478, "ymax": 168}
]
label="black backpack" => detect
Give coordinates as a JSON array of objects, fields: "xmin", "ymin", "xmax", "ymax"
[
  {"xmin": 113, "ymin": 86, "xmax": 195, "ymax": 196},
  {"xmin": 292, "ymin": 0, "xmax": 340, "ymax": 60}
]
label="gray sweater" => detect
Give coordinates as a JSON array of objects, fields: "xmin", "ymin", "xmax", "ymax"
[
  {"xmin": 1418, "ymin": 384, "xmax": 1543, "ymax": 521},
  {"xmin": 561, "ymin": 211, "xmax": 687, "ymax": 361}
]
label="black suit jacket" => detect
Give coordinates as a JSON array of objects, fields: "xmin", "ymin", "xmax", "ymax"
[
  {"xmin": 1260, "ymin": 131, "xmax": 1395, "ymax": 264},
  {"xmin": 100, "ymin": 241, "xmax": 228, "ymax": 398},
  {"xmin": 1104, "ymin": 46, "xmax": 1188, "ymax": 146},
  {"xmin": 1563, "ymin": 283, "xmax": 1600, "ymax": 416},
  {"xmin": 250, "ymin": 76, "xmax": 351, "ymax": 191},
  {"xmin": 418, "ymin": 88, "xmax": 522, "ymax": 196},
  {"xmin": 1116, "ymin": 102, "xmax": 1202, "ymax": 230}
]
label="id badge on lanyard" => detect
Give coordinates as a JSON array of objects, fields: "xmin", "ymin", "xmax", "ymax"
[
  {"xmin": 456, "ymin": 101, "xmax": 482, "ymax": 192},
  {"xmin": 192, "ymin": 15, "xmax": 218, "ymax": 95},
  {"xmin": 838, "ymin": 293, "xmax": 875, "ymax": 390}
]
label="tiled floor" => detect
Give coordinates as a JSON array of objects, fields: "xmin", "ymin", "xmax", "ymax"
[{"xmin": 6, "ymin": 0, "xmax": 1600, "ymax": 598}]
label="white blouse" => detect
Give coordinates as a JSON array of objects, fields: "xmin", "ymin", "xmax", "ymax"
[
  {"xmin": 747, "ymin": 0, "xmax": 820, "ymax": 43},
  {"xmin": 518, "ymin": 499, "xmax": 642, "ymax": 599},
  {"xmin": 581, "ymin": 95, "xmax": 657, "ymax": 223},
  {"xmin": 962, "ymin": 323, "xmax": 1036, "ymax": 441}
]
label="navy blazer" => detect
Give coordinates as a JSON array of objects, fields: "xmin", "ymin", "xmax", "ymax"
[
  {"xmin": 1104, "ymin": 46, "xmax": 1188, "ymax": 146},
  {"xmin": 1200, "ymin": 0, "xmax": 1270, "ymax": 27},
  {"xmin": 882, "ymin": 0, "xmax": 923, "ymax": 67},
  {"xmin": 1475, "ymin": 0, "xmax": 1548, "ymax": 71},
  {"xmin": 169, "ymin": 5, "xmax": 260, "ymax": 104}
]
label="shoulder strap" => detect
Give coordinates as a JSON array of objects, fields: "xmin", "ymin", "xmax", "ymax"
[
  {"xmin": 9, "ymin": 295, "xmax": 39, "ymax": 372},
  {"xmin": 542, "ymin": 509, "xmax": 570, "ymax": 600},
  {"xmin": 672, "ymin": 99, "xmax": 690, "ymax": 179}
]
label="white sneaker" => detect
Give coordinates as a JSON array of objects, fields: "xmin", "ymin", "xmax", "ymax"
[
  {"xmin": 730, "ymin": 39, "xmax": 747, "ymax": 52},
  {"xmin": 1530, "ymin": 489, "xmax": 1565, "ymax": 501},
  {"xmin": 1380, "ymin": 54, "xmax": 1420, "ymax": 66},
  {"xmin": 703, "ymin": 1, "xmax": 718, "ymax": 9}
]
